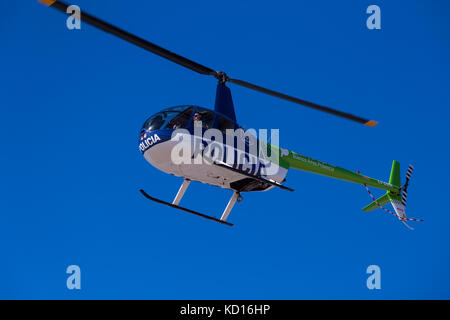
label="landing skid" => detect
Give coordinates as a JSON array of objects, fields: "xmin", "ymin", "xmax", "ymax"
[{"xmin": 140, "ymin": 189, "xmax": 234, "ymax": 226}]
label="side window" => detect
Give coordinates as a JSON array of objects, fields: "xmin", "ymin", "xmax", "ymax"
[
  {"xmin": 165, "ymin": 107, "xmax": 193, "ymax": 129},
  {"xmin": 193, "ymin": 108, "xmax": 215, "ymax": 129}
]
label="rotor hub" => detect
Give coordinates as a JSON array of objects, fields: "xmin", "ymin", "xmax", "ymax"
[{"xmin": 215, "ymin": 71, "xmax": 229, "ymax": 84}]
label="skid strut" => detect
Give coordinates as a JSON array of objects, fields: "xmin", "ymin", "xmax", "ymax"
[
  {"xmin": 220, "ymin": 191, "xmax": 241, "ymax": 222},
  {"xmin": 172, "ymin": 179, "xmax": 190, "ymax": 205}
]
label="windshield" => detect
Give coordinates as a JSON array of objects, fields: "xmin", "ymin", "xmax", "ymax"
[{"xmin": 142, "ymin": 106, "xmax": 194, "ymax": 131}]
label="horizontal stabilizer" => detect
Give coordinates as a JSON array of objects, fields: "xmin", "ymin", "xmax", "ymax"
[{"xmin": 362, "ymin": 193, "xmax": 391, "ymax": 212}]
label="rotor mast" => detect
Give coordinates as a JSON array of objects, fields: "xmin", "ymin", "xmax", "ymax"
[{"xmin": 213, "ymin": 72, "xmax": 237, "ymax": 123}]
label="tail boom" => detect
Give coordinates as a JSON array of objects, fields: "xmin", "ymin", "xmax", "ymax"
[{"xmin": 282, "ymin": 151, "xmax": 399, "ymax": 193}]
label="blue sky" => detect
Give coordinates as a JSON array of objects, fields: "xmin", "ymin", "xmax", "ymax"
[{"xmin": 1, "ymin": 0, "xmax": 449, "ymax": 299}]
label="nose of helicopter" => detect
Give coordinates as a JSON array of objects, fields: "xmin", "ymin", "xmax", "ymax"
[
  {"xmin": 139, "ymin": 129, "xmax": 167, "ymax": 154},
  {"xmin": 139, "ymin": 128, "xmax": 182, "ymax": 174}
]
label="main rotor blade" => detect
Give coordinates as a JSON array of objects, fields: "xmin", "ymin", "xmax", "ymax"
[
  {"xmin": 228, "ymin": 78, "xmax": 378, "ymax": 126},
  {"xmin": 41, "ymin": 0, "xmax": 378, "ymax": 127},
  {"xmin": 41, "ymin": 0, "xmax": 217, "ymax": 76}
]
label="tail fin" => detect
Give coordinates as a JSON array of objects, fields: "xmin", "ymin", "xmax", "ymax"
[
  {"xmin": 389, "ymin": 160, "xmax": 401, "ymax": 188},
  {"xmin": 387, "ymin": 161, "xmax": 406, "ymax": 220},
  {"xmin": 362, "ymin": 161, "xmax": 422, "ymax": 229}
]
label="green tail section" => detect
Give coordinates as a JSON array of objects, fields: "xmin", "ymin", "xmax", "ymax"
[
  {"xmin": 278, "ymin": 146, "xmax": 417, "ymax": 225},
  {"xmin": 362, "ymin": 160, "xmax": 403, "ymax": 212}
]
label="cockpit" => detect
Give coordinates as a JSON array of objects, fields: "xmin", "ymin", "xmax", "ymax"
[{"xmin": 141, "ymin": 105, "xmax": 239, "ymax": 133}]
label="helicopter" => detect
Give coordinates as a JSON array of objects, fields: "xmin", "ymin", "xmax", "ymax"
[{"xmin": 40, "ymin": 0, "xmax": 423, "ymax": 228}]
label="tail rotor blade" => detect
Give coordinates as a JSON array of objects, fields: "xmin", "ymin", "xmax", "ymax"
[{"xmin": 401, "ymin": 165, "xmax": 414, "ymax": 206}]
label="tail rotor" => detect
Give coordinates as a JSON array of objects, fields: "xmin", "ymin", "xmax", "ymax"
[{"xmin": 401, "ymin": 165, "xmax": 414, "ymax": 207}]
